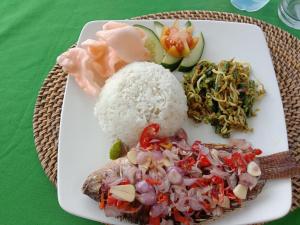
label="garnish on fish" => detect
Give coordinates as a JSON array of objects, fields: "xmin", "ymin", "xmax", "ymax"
[{"xmin": 82, "ymin": 124, "xmax": 300, "ymax": 225}]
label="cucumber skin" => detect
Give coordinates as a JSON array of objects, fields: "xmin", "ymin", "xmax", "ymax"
[
  {"xmin": 133, "ymin": 24, "xmax": 164, "ymax": 64},
  {"xmin": 178, "ymin": 33, "xmax": 205, "ymax": 72},
  {"xmin": 153, "ymin": 21, "xmax": 164, "ymax": 37},
  {"xmin": 161, "ymin": 59, "xmax": 182, "ymax": 71}
]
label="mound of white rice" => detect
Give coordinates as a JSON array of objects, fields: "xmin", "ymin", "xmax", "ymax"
[{"xmin": 94, "ymin": 62, "xmax": 187, "ymax": 146}]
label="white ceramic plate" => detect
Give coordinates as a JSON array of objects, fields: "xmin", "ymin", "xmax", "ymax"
[{"xmin": 57, "ymin": 20, "xmax": 290, "ymax": 225}]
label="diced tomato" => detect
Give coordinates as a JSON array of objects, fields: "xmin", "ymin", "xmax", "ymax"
[
  {"xmin": 157, "ymin": 193, "xmax": 169, "ymax": 203},
  {"xmin": 119, "ymin": 179, "xmax": 130, "ymax": 185},
  {"xmin": 253, "ymin": 148, "xmax": 263, "ymax": 155},
  {"xmin": 116, "ymin": 200, "xmax": 130, "ymax": 209},
  {"xmin": 145, "ymin": 178, "xmax": 162, "ymax": 185},
  {"xmin": 149, "ymin": 216, "xmax": 161, "ymax": 225},
  {"xmin": 232, "ymin": 152, "xmax": 247, "ymax": 172},
  {"xmin": 194, "ymin": 178, "xmax": 211, "ymax": 187},
  {"xmin": 198, "ymin": 154, "xmax": 211, "ymax": 167},
  {"xmin": 178, "ymin": 156, "xmax": 196, "ymax": 170},
  {"xmin": 139, "ymin": 124, "xmax": 160, "ymax": 149},
  {"xmin": 175, "ymin": 41, "xmax": 184, "ymax": 52},
  {"xmin": 173, "ymin": 208, "xmax": 190, "ymax": 225},
  {"xmin": 223, "ymin": 157, "xmax": 235, "ymax": 169},
  {"xmin": 211, "ymin": 176, "xmax": 223, "ymax": 185},
  {"xmin": 243, "ymin": 153, "xmax": 256, "ymax": 163},
  {"xmin": 107, "ymin": 195, "xmax": 118, "ymax": 206}
]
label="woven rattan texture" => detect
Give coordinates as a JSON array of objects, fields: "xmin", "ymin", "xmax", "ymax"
[{"xmin": 33, "ymin": 11, "xmax": 300, "ymax": 212}]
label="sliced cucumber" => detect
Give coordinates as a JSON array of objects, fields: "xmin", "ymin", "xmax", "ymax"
[
  {"xmin": 178, "ymin": 32, "xmax": 205, "ymax": 72},
  {"xmin": 133, "ymin": 24, "xmax": 164, "ymax": 64},
  {"xmin": 161, "ymin": 54, "xmax": 182, "ymax": 71},
  {"xmin": 153, "ymin": 21, "xmax": 164, "ymax": 37}
]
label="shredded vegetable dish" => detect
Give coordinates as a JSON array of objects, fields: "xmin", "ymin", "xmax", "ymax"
[{"xmin": 183, "ymin": 59, "xmax": 265, "ymax": 137}]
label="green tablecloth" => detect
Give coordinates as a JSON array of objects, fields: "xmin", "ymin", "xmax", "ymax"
[{"xmin": 1, "ymin": 0, "xmax": 299, "ymax": 224}]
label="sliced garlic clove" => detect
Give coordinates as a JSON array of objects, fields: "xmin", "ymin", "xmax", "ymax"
[
  {"xmin": 210, "ymin": 149, "xmax": 219, "ymax": 161},
  {"xmin": 247, "ymin": 161, "xmax": 261, "ymax": 177},
  {"xmin": 233, "ymin": 184, "xmax": 248, "ymax": 200},
  {"xmin": 110, "ymin": 184, "xmax": 136, "ymax": 202},
  {"xmin": 127, "ymin": 149, "xmax": 137, "ymax": 164}
]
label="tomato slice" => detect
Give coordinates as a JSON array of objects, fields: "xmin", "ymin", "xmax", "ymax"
[
  {"xmin": 139, "ymin": 123, "xmax": 160, "ymax": 149},
  {"xmin": 198, "ymin": 154, "xmax": 211, "ymax": 167}
]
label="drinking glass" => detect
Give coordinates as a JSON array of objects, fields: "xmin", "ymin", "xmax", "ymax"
[
  {"xmin": 278, "ymin": 0, "xmax": 300, "ymax": 29},
  {"xmin": 231, "ymin": 0, "xmax": 270, "ymax": 12}
]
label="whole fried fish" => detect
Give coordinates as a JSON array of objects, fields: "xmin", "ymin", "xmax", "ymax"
[{"xmin": 82, "ymin": 129, "xmax": 300, "ymax": 225}]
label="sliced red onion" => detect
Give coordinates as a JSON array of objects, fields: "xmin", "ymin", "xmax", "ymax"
[
  {"xmin": 158, "ymin": 178, "xmax": 170, "ymax": 193},
  {"xmin": 137, "ymin": 192, "xmax": 156, "ymax": 205},
  {"xmin": 226, "ymin": 173, "xmax": 237, "ymax": 189},
  {"xmin": 149, "ymin": 138, "xmax": 161, "ymax": 144},
  {"xmin": 190, "ymin": 163, "xmax": 202, "ymax": 177},
  {"xmin": 173, "ymin": 139, "xmax": 191, "ymax": 151},
  {"xmin": 150, "ymin": 203, "xmax": 169, "ymax": 217},
  {"xmin": 199, "ymin": 145, "xmax": 210, "ymax": 155},
  {"xmin": 205, "ymin": 152, "xmax": 219, "ymax": 166},
  {"xmin": 183, "ymin": 178, "xmax": 198, "ymax": 186},
  {"xmin": 197, "ymin": 186, "xmax": 212, "ymax": 195},
  {"xmin": 167, "ymin": 168, "xmax": 183, "ymax": 185},
  {"xmin": 136, "ymin": 151, "xmax": 151, "ymax": 164},
  {"xmin": 229, "ymin": 139, "xmax": 251, "ymax": 150},
  {"xmin": 167, "ymin": 166, "xmax": 184, "ymax": 175},
  {"xmin": 157, "ymin": 165, "xmax": 167, "ymax": 177},
  {"xmin": 189, "ymin": 198, "xmax": 202, "ymax": 211},
  {"xmin": 161, "ymin": 219, "xmax": 174, "ymax": 225},
  {"xmin": 188, "ymin": 187, "xmax": 197, "ymax": 197},
  {"xmin": 152, "ymin": 150, "xmax": 163, "ymax": 160},
  {"xmin": 104, "ymin": 206, "xmax": 122, "ymax": 217},
  {"xmin": 175, "ymin": 197, "xmax": 190, "ymax": 212},
  {"xmin": 175, "ymin": 128, "xmax": 188, "ymax": 141},
  {"xmin": 135, "ymin": 169, "xmax": 143, "ymax": 181},
  {"xmin": 218, "ymin": 150, "xmax": 231, "ymax": 158},
  {"xmin": 135, "ymin": 180, "xmax": 154, "ymax": 193},
  {"xmin": 107, "ymin": 177, "xmax": 124, "ymax": 187},
  {"xmin": 124, "ymin": 166, "xmax": 137, "ymax": 184},
  {"xmin": 239, "ymin": 173, "xmax": 258, "ymax": 189},
  {"xmin": 210, "ymin": 167, "xmax": 229, "ymax": 178}
]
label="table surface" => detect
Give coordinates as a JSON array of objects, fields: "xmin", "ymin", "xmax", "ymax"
[{"xmin": 1, "ymin": 0, "xmax": 299, "ymax": 225}]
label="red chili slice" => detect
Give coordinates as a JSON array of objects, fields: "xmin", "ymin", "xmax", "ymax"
[
  {"xmin": 198, "ymin": 154, "xmax": 211, "ymax": 167},
  {"xmin": 157, "ymin": 193, "xmax": 169, "ymax": 203},
  {"xmin": 178, "ymin": 156, "xmax": 196, "ymax": 170},
  {"xmin": 243, "ymin": 152, "xmax": 256, "ymax": 163},
  {"xmin": 253, "ymin": 148, "xmax": 263, "ymax": 155},
  {"xmin": 139, "ymin": 123, "xmax": 160, "ymax": 149}
]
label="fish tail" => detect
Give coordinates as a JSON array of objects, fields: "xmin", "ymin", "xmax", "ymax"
[{"xmin": 259, "ymin": 151, "xmax": 300, "ymax": 179}]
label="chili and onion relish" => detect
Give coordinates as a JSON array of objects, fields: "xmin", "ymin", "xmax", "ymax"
[{"xmin": 101, "ymin": 124, "xmax": 262, "ymax": 225}]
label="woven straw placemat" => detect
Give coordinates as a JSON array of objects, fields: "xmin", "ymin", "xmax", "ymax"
[{"xmin": 33, "ymin": 10, "xmax": 300, "ymax": 215}]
